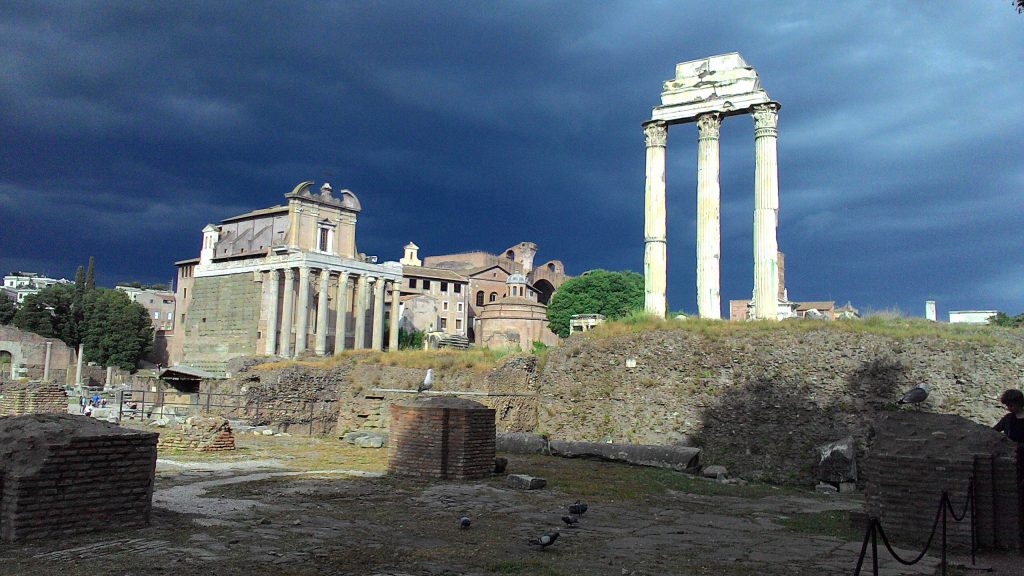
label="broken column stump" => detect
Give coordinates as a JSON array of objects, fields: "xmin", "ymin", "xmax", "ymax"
[
  {"xmin": 388, "ymin": 396, "xmax": 495, "ymax": 480},
  {"xmin": 0, "ymin": 414, "xmax": 159, "ymax": 541}
]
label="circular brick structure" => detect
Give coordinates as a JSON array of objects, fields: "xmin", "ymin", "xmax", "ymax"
[{"xmin": 388, "ymin": 396, "xmax": 496, "ymax": 480}]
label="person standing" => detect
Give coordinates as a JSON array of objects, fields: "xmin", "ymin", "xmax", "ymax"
[
  {"xmin": 79, "ymin": 396, "xmax": 86, "ymax": 413},
  {"xmin": 993, "ymin": 389, "xmax": 1024, "ymax": 442}
]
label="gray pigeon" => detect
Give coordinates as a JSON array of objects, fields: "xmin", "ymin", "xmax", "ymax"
[
  {"xmin": 567, "ymin": 501, "xmax": 588, "ymax": 516},
  {"xmin": 561, "ymin": 515, "xmax": 579, "ymax": 527},
  {"xmin": 528, "ymin": 530, "xmax": 559, "ymax": 548},
  {"xmin": 458, "ymin": 516, "xmax": 471, "ymax": 529},
  {"xmin": 897, "ymin": 383, "xmax": 929, "ymax": 405},
  {"xmin": 418, "ymin": 369, "xmax": 433, "ymax": 393}
]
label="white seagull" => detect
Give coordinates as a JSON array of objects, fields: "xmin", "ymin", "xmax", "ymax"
[{"xmin": 418, "ymin": 369, "xmax": 433, "ymax": 393}]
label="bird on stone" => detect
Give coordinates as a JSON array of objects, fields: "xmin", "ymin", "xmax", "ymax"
[
  {"xmin": 897, "ymin": 383, "xmax": 930, "ymax": 406},
  {"xmin": 528, "ymin": 530, "xmax": 559, "ymax": 548},
  {"xmin": 418, "ymin": 369, "xmax": 433, "ymax": 393},
  {"xmin": 458, "ymin": 516, "xmax": 471, "ymax": 529},
  {"xmin": 567, "ymin": 501, "xmax": 588, "ymax": 516},
  {"xmin": 561, "ymin": 515, "xmax": 579, "ymax": 527}
]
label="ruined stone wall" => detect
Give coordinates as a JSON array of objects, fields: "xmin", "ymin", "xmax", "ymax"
[
  {"xmin": 0, "ymin": 325, "xmax": 76, "ymax": 383},
  {"xmin": 537, "ymin": 327, "xmax": 1024, "ymax": 484},
  {"xmin": 0, "ymin": 382, "xmax": 67, "ymax": 415},
  {"xmin": 181, "ymin": 273, "xmax": 262, "ymax": 375},
  {"xmin": 0, "ymin": 414, "xmax": 158, "ymax": 541},
  {"xmin": 157, "ymin": 416, "xmax": 236, "ymax": 452},
  {"xmin": 862, "ymin": 412, "xmax": 1021, "ymax": 551}
]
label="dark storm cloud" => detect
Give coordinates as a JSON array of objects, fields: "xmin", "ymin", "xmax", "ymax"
[{"xmin": 1, "ymin": 1, "xmax": 1021, "ymax": 316}]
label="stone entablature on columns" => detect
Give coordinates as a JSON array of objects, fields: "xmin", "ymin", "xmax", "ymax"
[{"xmin": 643, "ymin": 53, "xmax": 782, "ymax": 320}]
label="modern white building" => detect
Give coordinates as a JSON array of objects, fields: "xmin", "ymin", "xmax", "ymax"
[
  {"xmin": 948, "ymin": 310, "xmax": 998, "ymax": 325},
  {"xmin": 2, "ymin": 272, "xmax": 71, "ymax": 304}
]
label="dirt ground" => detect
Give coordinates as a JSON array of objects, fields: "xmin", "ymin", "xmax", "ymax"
[{"xmin": 0, "ymin": 434, "xmax": 1016, "ymax": 576}]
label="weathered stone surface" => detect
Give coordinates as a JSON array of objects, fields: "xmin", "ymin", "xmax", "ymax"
[
  {"xmin": 817, "ymin": 436, "xmax": 857, "ymax": 484},
  {"xmin": 356, "ymin": 436, "xmax": 384, "ymax": 449},
  {"xmin": 506, "ymin": 474, "xmax": 546, "ymax": 490},
  {"xmin": 815, "ymin": 482, "xmax": 838, "ymax": 494},
  {"xmin": 496, "ymin": 432, "xmax": 548, "ymax": 454},
  {"xmin": 548, "ymin": 440, "xmax": 699, "ymax": 471},
  {"xmin": 702, "ymin": 465, "xmax": 727, "ymax": 479}
]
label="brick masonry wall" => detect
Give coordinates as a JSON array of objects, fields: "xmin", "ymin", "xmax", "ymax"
[
  {"xmin": 0, "ymin": 383, "xmax": 68, "ymax": 415},
  {"xmin": 0, "ymin": 416, "xmax": 158, "ymax": 541},
  {"xmin": 388, "ymin": 403, "xmax": 496, "ymax": 480}
]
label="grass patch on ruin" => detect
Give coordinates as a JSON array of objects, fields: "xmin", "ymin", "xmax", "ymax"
[
  {"xmin": 779, "ymin": 509, "xmax": 864, "ymax": 542},
  {"xmin": 254, "ymin": 347, "xmax": 517, "ymax": 374},
  {"xmin": 582, "ymin": 313, "xmax": 1001, "ymax": 343},
  {"xmin": 509, "ymin": 453, "xmax": 796, "ymax": 501}
]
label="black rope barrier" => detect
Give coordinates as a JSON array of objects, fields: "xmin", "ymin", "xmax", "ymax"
[{"xmin": 853, "ymin": 478, "xmax": 976, "ymax": 576}]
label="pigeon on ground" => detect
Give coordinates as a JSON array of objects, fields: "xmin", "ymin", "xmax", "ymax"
[
  {"xmin": 528, "ymin": 531, "xmax": 559, "ymax": 548},
  {"xmin": 567, "ymin": 501, "xmax": 588, "ymax": 516},
  {"xmin": 458, "ymin": 516, "xmax": 471, "ymax": 529},
  {"xmin": 897, "ymin": 383, "xmax": 929, "ymax": 405},
  {"xmin": 418, "ymin": 369, "xmax": 433, "ymax": 393},
  {"xmin": 561, "ymin": 515, "xmax": 579, "ymax": 527}
]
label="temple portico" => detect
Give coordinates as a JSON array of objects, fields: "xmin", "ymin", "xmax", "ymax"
[{"xmin": 643, "ymin": 53, "xmax": 782, "ymax": 320}]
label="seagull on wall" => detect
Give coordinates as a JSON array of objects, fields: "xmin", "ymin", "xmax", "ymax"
[
  {"xmin": 418, "ymin": 369, "xmax": 433, "ymax": 393},
  {"xmin": 897, "ymin": 383, "xmax": 930, "ymax": 406}
]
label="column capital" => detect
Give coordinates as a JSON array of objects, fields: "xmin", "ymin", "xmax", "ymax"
[
  {"xmin": 696, "ymin": 112, "xmax": 722, "ymax": 140},
  {"xmin": 643, "ymin": 120, "xmax": 668, "ymax": 148},
  {"xmin": 284, "ymin": 267, "xmax": 295, "ymax": 279},
  {"xmin": 752, "ymin": 102, "xmax": 780, "ymax": 134}
]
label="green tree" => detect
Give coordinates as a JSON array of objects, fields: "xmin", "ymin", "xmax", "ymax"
[
  {"xmin": 546, "ymin": 269, "xmax": 645, "ymax": 337},
  {"xmin": 84, "ymin": 256, "xmax": 96, "ymax": 291},
  {"xmin": 0, "ymin": 297, "xmax": 16, "ymax": 325},
  {"xmin": 81, "ymin": 288, "xmax": 153, "ymax": 370},
  {"xmin": 990, "ymin": 311, "xmax": 1024, "ymax": 328},
  {"xmin": 12, "ymin": 283, "xmax": 80, "ymax": 346}
]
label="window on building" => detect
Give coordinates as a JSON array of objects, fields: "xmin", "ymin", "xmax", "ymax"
[
  {"xmin": 489, "ymin": 292, "xmax": 497, "ymax": 302},
  {"xmin": 441, "ymin": 282, "xmax": 448, "ymax": 292},
  {"xmin": 423, "ymin": 280, "xmax": 431, "ymax": 290},
  {"xmin": 442, "ymin": 301, "xmax": 449, "ymax": 311},
  {"xmin": 180, "ymin": 314, "xmax": 185, "ymax": 324},
  {"xmin": 153, "ymin": 312, "xmax": 159, "ymax": 319},
  {"xmin": 454, "ymin": 284, "xmax": 461, "ymax": 293},
  {"xmin": 548, "ymin": 263, "xmax": 556, "ymax": 272},
  {"xmin": 456, "ymin": 318, "xmax": 463, "ymax": 331},
  {"xmin": 476, "ymin": 291, "xmax": 484, "ymax": 307},
  {"xmin": 457, "ymin": 302, "xmax": 463, "ymax": 313},
  {"xmin": 409, "ymin": 278, "xmax": 417, "ymax": 288},
  {"xmin": 439, "ymin": 317, "xmax": 447, "ymax": 330},
  {"xmin": 167, "ymin": 312, "xmax": 173, "ymax": 320},
  {"xmin": 318, "ymin": 227, "xmax": 332, "ymax": 252}
]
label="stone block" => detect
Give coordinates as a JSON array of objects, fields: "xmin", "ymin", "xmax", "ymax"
[
  {"xmin": 549, "ymin": 440, "xmax": 700, "ymax": 471},
  {"xmin": 817, "ymin": 436, "xmax": 857, "ymax": 484},
  {"xmin": 356, "ymin": 436, "xmax": 384, "ymax": 449},
  {"xmin": 702, "ymin": 465, "xmax": 728, "ymax": 479},
  {"xmin": 495, "ymin": 432, "xmax": 548, "ymax": 454},
  {"xmin": 815, "ymin": 482, "xmax": 838, "ymax": 494},
  {"xmin": 506, "ymin": 474, "xmax": 546, "ymax": 490}
]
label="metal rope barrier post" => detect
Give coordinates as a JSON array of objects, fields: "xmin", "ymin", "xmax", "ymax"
[{"xmin": 941, "ymin": 492, "xmax": 948, "ymax": 576}]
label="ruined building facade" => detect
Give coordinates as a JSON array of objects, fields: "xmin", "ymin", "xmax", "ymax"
[{"xmin": 169, "ymin": 182, "xmax": 402, "ymax": 374}]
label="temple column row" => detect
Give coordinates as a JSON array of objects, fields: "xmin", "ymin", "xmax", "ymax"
[
  {"xmin": 642, "ymin": 102, "xmax": 780, "ymax": 320},
  {"xmin": 261, "ymin": 267, "xmax": 401, "ymax": 358}
]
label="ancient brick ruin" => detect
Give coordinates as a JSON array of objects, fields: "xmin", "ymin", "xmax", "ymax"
[
  {"xmin": 388, "ymin": 396, "xmax": 495, "ymax": 480},
  {"xmin": 0, "ymin": 414, "xmax": 158, "ymax": 541},
  {"xmin": 863, "ymin": 411, "xmax": 1022, "ymax": 552},
  {"xmin": 157, "ymin": 416, "xmax": 236, "ymax": 452},
  {"xmin": 0, "ymin": 382, "xmax": 68, "ymax": 416}
]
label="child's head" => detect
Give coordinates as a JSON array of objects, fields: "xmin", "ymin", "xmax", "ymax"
[{"xmin": 1000, "ymin": 389, "xmax": 1024, "ymax": 412}]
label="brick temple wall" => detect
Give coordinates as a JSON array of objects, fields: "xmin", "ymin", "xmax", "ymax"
[
  {"xmin": 157, "ymin": 416, "xmax": 236, "ymax": 452},
  {"xmin": 0, "ymin": 382, "xmax": 68, "ymax": 416},
  {"xmin": 862, "ymin": 412, "xmax": 1022, "ymax": 552},
  {"xmin": 0, "ymin": 414, "xmax": 159, "ymax": 541},
  {"xmin": 388, "ymin": 397, "xmax": 495, "ymax": 480}
]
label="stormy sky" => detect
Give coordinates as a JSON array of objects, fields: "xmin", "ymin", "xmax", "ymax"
[{"xmin": 2, "ymin": 2, "xmax": 1021, "ymax": 318}]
